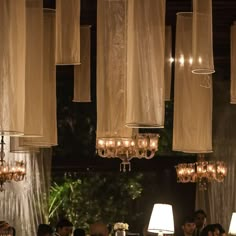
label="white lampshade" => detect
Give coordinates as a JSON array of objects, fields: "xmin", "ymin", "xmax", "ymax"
[
  {"xmin": 148, "ymin": 204, "xmax": 174, "ymax": 235},
  {"xmin": 229, "ymin": 212, "xmax": 236, "ymax": 235}
]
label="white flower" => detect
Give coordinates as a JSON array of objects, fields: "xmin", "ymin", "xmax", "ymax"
[{"xmin": 114, "ymin": 222, "xmax": 129, "ymax": 231}]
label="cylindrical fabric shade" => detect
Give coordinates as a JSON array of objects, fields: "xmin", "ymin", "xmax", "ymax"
[
  {"xmin": 231, "ymin": 22, "xmax": 236, "ymax": 104},
  {"xmin": 97, "ymin": 0, "xmax": 136, "ymax": 139},
  {"xmin": 56, "ymin": 0, "xmax": 80, "ymax": 65},
  {"xmin": 192, "ymin": 0, "xmax": 215, "ymax": 74},
  {"xmin": 126, "ymin": 0, "xmax": 165, "ymax": 128},
  {"xmin": 22, "ymin": 9, "xmax": 57, "ymax": 147},
  {"xmin": 24, "ymin": 0, "xmax": 43, "ymax": 137},
  {"xmin": 0, "ymin": 0, "xmax": 26, "ymax": 135},
  {"xmin": 173, "ymin": 12, "xmax": 212, "ymax": 153},
  {"xmin": 165, "ymin": 26, "xmax": 172, "ymax": 101},
  {"xmin": 73, "ymin": 25, "xmax": 91, "ymax": 102},
  {"xmin": 10, "ymin": 137, "xmax": 39, "ymax": 153}
]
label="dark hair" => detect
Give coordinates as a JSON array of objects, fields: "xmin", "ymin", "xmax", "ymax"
[
  {"xmin": 194, "ymin": 209, "xmax": 207, "ymax": 218},
  {"xmin": 37, "ymin": 224, "xmax": 53, "ymax": 236},
  {"xmin": 74, "ymin": 228, "xmax": 86, "ymax": 236},
  {"xmin": 182, "ymin": 216, "xmax": 195, "ymax": 225},
  {"xmin": 56, "ymin": 219, "xmax": 73, "ymax": 231},
  {"xmin": 212, "ymin": 224, "xmax": 226, "ymax": 234}
]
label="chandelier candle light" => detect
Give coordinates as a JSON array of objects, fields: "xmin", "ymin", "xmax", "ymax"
[
  {"xmin": 175, "ymin": 154, "xmax": 227, "ymax": 190},
  {"xmin": 0, "ymin": 136, "xmax": 26, "ymax": 191},
  {"xmin": 96, "ymin": 133, "xmax": 159, "ymax": 172}
]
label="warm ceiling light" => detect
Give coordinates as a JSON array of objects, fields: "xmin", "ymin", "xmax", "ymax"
[
  {"xmin": 0, "ymin": 136, "xmax": 26, "ymax": 191},
  {"xmin": 96, "ymin": 133, "xmax": 159, "ymax": 172},
  {"xmin": 175, "ymin": 154, "xmax": 227, "ymax": 190}
]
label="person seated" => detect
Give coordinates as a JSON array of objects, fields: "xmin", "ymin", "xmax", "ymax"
[
  {"xmin": 200, "ymin": 224, "xmax": 226, "ymax": 236},
  {"xmin": 194, "ymin": 210, "xmax": 207, "ymax": 236},
  {"xmin": 55, "ymin": 219, "xmax": 73, "ymax": 236},
  {"xmin": 37, "ymin": 224, "xmax": 54, "ymax": 236},
  {"xmin": 90, "ymin": 222, "xmax": 109, "ymax": 236},
  {"xmin": 181, "ymin": 216, "xmax": 196, "ymax": 236}
]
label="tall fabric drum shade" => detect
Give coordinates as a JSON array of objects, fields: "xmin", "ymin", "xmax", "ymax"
[
  {"xmin": 231, "ymin": 22, "xmax": 236, "ymax": 104},
  {"xmin": 0, "ymin": 0, "xmax": 26, "ymax": 135},
  {"xmin": 173, "ymin": 12, "xmax": 212, "ymax": 153},
  {"xmin": 192, "ymin": 0, "xmax": 215, "ymax": 74},
  {"xmin": 56, "ymin": 0, "xmax": 80, "ymax": 65},
  {"xmin": 73, "ymin": 25, "xmax": 91, "ymax": 103},
  {"xmin": 97, "ymin": 0, "xmax": 135, "ymax": 139},
  {"xmin": 24, "ymin": 0, "xmax": 43, "ymax": 137},
  {"xmin": 22, "ymin": 9, "xmax": 58, "ymax": 147},
  {"xmin": 165, "ymin": 26, "xmax": 172, "ymax": 101},
  {"xmin": 126, "ymin": 0, "xmax": 165, "ymax": 128}
]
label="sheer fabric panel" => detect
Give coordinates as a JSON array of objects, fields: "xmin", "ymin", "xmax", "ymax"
[
  {"xmin": 0, "ymin": 0, "xmax": 26, "ymax": 135},
  {"xmin": 73, "ymin": 26, "xmax": 91, "ymax": 102},
  {"xmin": 192, "ymin": 0, "xmax": 215, "ymax": 74},
  {"xmin": 173, "ymin": 12, "xmax": 212, "ymax": 153},
  {"xmin": 0, "ymin": 137, "xmax": 52, "ymax": 236},
  {"xmin": 22, "ymin": 9, "xmax": 57, "ymax": 147},
  {"xmin": 24, "ymin": 0, "xmax": 43, "ymax": 137},
  {"xmin": 196, "ymin": 79, "xmax": 236, "ymax": 230},
  {"xmin": 97, "ymin": 0, "xmax": 135, "ymax": 138},
  {"xmin": 56, "ymin": 0, "xmax": 80, "ymax": 65},
  {"xmin": 165, "ymin": 26, "xmax": 172, "ymax": 101},
  {"xmin": 126, "ymin": 0, "xmax": 165, "ymax": 128},
  {"xmin": 231, "ymin": 23, "xmax": 236, "ymax": 104}
]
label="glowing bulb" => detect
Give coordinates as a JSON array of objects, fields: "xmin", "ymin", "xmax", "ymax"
[{"xmin": 179, "ymin": 55, "xmax": 184, "ymax": 66}]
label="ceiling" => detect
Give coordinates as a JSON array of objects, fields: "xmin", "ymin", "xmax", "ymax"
[{"xmin": 48, "ymin": 0, "xmax": 236, "ymax": 172}]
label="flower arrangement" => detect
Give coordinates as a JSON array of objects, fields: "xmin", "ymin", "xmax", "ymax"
[{"xmin": 114, "ymin": 222, "xmax": 129, "ymax": 231}]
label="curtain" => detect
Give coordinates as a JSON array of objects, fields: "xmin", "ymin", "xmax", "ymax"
[
  {"xmin": 230, "ymin": 22, "xmax": 236, "ymax": 104},
  {"xmin": 125, "ymin": 0, "xmax": 165, "ymax": 128},
  {"xmin": 192, "ymin": 0, "xmax": 215, "ymax": 74},
  {"xmin": 0, "ymin": 0, "xmax": 26, "ymax": 135},
  {"xmin": 0, "ymin": 137, "xmax": 52, "ymax": 236},
  {"xmin": 97, "ymin": 0, "xmax": 135, "ymax": 139},
  {"xmin": 56, "ymin": 0, "xmax": 80, "ymax": 65},
  {"xmin": 73, "ymin": 25, "xmax": 91, "ymax": 102},
  {"xmin": 173, "ymin": 12, "xmax": 212, "ymax": 153},
  {"xmin": 196, "ymin": 79, "xmax": 236, "ymax": 231},
  {"xmin": 22, "ymin": 9, "xmax": 58, "ymax": 147},
  {"xmin": 165, "ymin": 26, "xmax": 172, "ymax": 101}
]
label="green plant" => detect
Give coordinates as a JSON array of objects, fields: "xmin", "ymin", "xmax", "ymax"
[{"xmin": 49, "ymin": 173, "xmax": 143, "ymax": 232}]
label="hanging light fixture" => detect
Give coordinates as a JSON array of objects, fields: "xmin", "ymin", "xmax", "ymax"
[
  {"xmin": 175, "ymin": 154, "xmax": 227, "ymax": 190},
  {"xmin": 96, "ymin": 134, "xmax": 159, "ymax": 172},
  {"xmin": 0, "ymin": 136, "xmax": 26, "ymax": 192}
]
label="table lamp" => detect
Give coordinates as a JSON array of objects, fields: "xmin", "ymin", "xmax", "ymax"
[{"xmin": 229, "ymin": 212, "xmax": 236, "ymax": 235}]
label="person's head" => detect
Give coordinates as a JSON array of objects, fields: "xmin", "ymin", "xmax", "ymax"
[
  {"xmin": 89, "ymin": 222, "xmax": 109, "ymax": 236},
  {"xmin": 182, "ymin": 216, "xmax": 196, "ymax": 236},
  {"xmin": 194, "ymin": 210, "xmax": 207, "ymax": 229},
  {"xmin": 212, "ymin": 224, "xmax": 226, "ymax": 236},
  {"xmin": 56, "ymin": 219, "xmax": 73, "ymax": 236},
  {"xmin": 37, "ymin": 224, "xmax": 54, "ymax": 236},
  {"xmin": 73, "ymin": 228, "xmax": 85, "ymax": 236}
]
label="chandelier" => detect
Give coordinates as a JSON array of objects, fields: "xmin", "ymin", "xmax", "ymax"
[
  {"xmin": 96, "ymin": 133, "xmax": 159, "ymax": 172},
  {"xmin": 175, "ymin": 154, "xmax": 227, "ymax": 190},
  {"xmin": 0, "ymin": 136, "xmax": 26, "ymax": 192}
]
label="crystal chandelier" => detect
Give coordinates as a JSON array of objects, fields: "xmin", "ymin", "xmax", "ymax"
[
  {"xmin": 96, "ymin": 133, "xmax": 159, "ymax": 172},
  {"xmin": 0, "ymin": 136, "xmax": 26, "ymax": 191},
  {"xmin": 175, "ymin": 154, "xmax": 227, "ymax": 190}
]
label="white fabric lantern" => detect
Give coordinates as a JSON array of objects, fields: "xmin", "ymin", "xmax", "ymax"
[
  {"xmin": 22, "ymin": 9, "xmax": 57, "ymax": 147},
  {"xmin": 173, "ymin": 12, "xmax": 212, "ymax": 153},
  {"xmin": 192, "ymin": 0, "xmax": 215, "ymax": 74},
  {"xmin": 97, "ymin": 0, "xmax": 135, "ymax": 139},
  {"xmin": 126, "ymin": 0, "xmax": 165, "ymax": 128},
  {"xmin": 165, "ymin": 26, "xmax": 172, "ymax": 101},
  {"xmin": 56, "ymin": 0, "xmax": 81, "ymax": 65},
  {"xmin": 73, "ymin": 25, "xmax": 91, "ymax": 102},
  {"xmin": 0, "ymin": 0, "xmax": 26, "ymax": 135}
]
